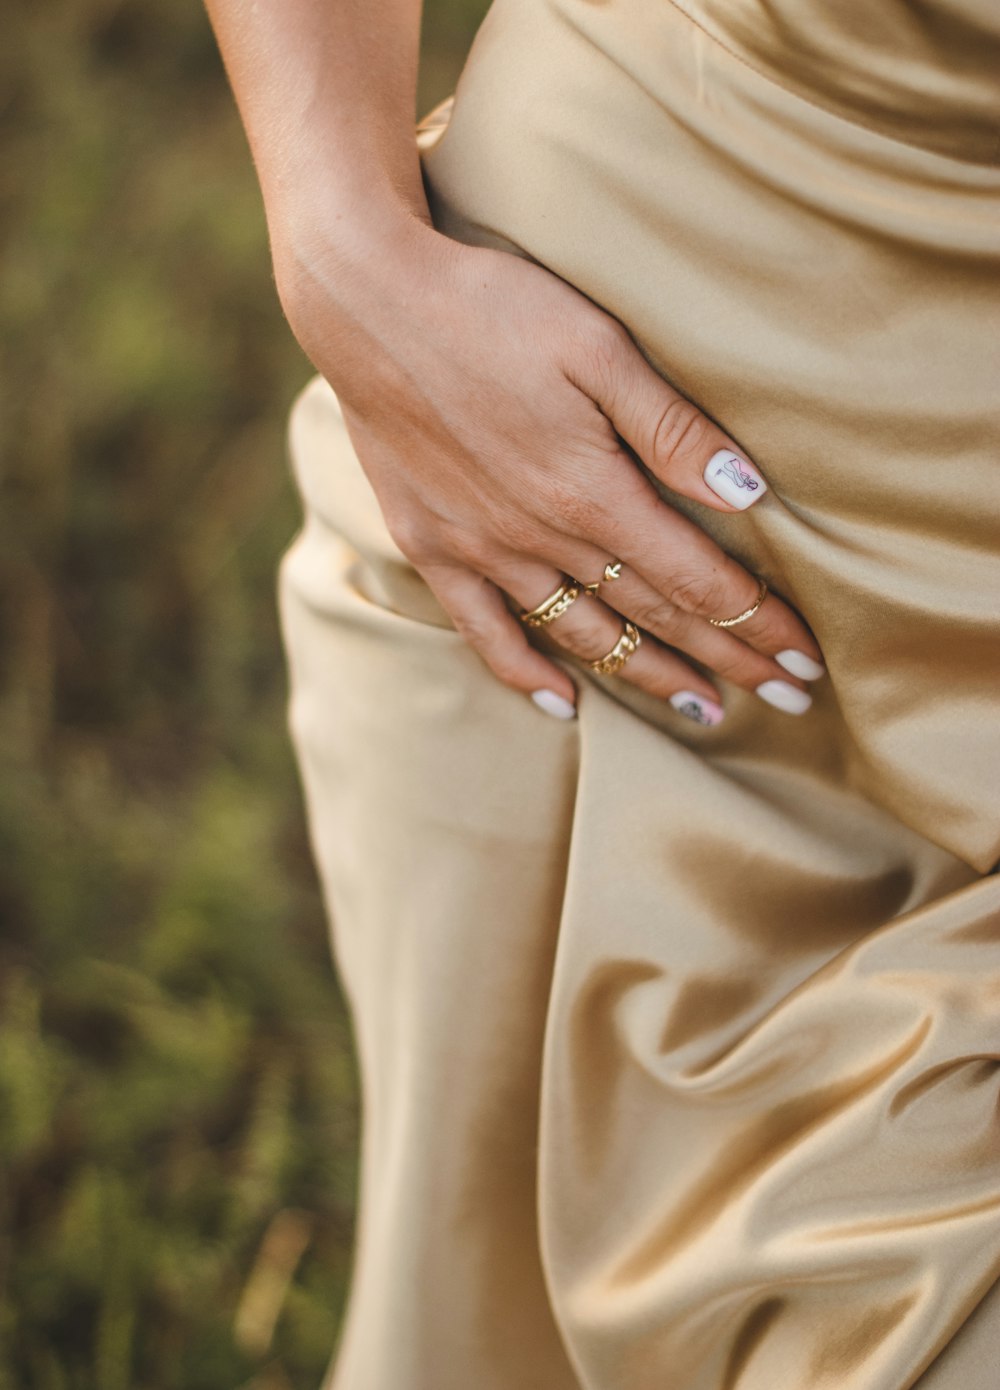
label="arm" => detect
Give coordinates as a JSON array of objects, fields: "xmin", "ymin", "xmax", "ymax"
[
  {"xmin": 202, "ymin": 0, "xmax": 430, "ymax": 280},
  {"xmin": 203, "ymin": 0, "xmax": 824, "ymax": 719}
]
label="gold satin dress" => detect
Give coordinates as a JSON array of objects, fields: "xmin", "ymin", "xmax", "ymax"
[{"xmin": 276, "ymin": 1, "xmax": 1000, "ymax": 1385}]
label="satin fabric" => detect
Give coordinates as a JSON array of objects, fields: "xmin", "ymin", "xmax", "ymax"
[{"xmin": 277, "ymin": 2, "xmax": 1000, "ymax": 1386}]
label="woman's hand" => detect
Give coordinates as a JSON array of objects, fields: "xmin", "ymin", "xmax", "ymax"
[
  {"xmin": 276, "ymin": 210, "xmax": 824, "ymax": 723},
  {"xmin": 202, "ymin": 0, "xmax": 821, "ymax": 722}
]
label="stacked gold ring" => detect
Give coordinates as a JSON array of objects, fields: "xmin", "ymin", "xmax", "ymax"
[
  {"xmin": 520, "ymin": 577, "xmax": 643, "ymax": 678},
  {"xmin": 519, "ymin": 582, "xmax": 582, "ymax": 628},
  {"xmin": 590, "ymin": 621, "xmax": 642, "ymax": 676}
]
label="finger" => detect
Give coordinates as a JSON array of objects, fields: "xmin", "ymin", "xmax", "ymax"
[
  {"xmin": 493, "ymin": 559, "xmax": 728, "ymax": 726},
  {"xmin": 539, "ymin": 499, "xmax": 825, "ymax": 678},
  {"xmin": 570, "ymin": 319, "xmax": 769, "ymax": 513},
  {"xmin": 531, "ymin": 534, "xmax": 818, "ymax": 713},
  {"xmin": 418, "ymin": 563, "xmax": 579, "ymax": 719},
  {"xmin": 589, "ymin": 567, "xmax": 818, "ymax": 704},
  {"xmin": 576, "ymin": 553, "xmax": 823, "ymax": 682}
]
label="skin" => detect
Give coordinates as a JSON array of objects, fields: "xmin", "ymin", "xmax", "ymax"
[{"xmin": 203, "ymin": 0, "xmax": 825, "ymax": 716}]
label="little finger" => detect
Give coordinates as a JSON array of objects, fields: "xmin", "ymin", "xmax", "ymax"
[{"xmin": 419, "ymin": 562, "xmax": 579, "ymax": 719}]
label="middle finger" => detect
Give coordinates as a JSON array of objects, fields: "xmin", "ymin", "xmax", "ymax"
[
  {"xmin": 548, "ymin": 485, "xmax": 825, "ymax": 677},
  {"xmin": 563, "ymin": 553, "xmax": 818, "ymax": 704}
]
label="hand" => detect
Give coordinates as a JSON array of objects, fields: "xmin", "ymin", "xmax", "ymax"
[{"xmin": 276, "ymin": 212, "xmax": 824, "ymax": 722}]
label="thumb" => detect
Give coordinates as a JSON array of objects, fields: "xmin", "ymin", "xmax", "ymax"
[{"xmin": 580, "ymin": 324, "xmax": 769, "ymax": 513}]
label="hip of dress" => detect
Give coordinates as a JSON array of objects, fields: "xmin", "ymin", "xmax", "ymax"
[{"xmin": 400, "ymin": 0, "xmax": 1000, "ymax": 871}]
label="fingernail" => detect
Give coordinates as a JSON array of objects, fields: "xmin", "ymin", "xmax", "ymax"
[
  {"xmin": 756, "ymin": 680, "xmax": 812, "ymax": 714},
  {"xmin": 669, "ymin": 691, "xmax": 725, "ymax": 726},
  {"xmin": 775, "ymin": 649, "xmax": 825, "ymax": 681},
  {"xmin": 704, "ymin": 449, "xmax": 768, "ymax": 510},
  {"xmin": 531, "ymin": 688, "xmax": 577, "ymax": 720}
]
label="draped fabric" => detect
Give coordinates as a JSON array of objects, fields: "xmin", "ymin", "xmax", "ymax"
[{"xmin": 277, "ymin": 2, "xmax": 1000, "ymax": 1385}]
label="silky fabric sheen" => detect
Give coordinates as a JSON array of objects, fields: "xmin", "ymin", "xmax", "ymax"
[{"xmin": 276, "ymin": 2, "xmax": 1000, "ymax": 1386}]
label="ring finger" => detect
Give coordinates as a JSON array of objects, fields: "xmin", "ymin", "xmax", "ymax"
[
  {"xmin": 576, "ymin": 558, "xmax": 816, "ymax": 706},
  {"xmin": 545, "ymin": 494, "xmax": 824, "ymax": 678},
  {"xmin": 495, "ymin": 560, "xmax": 728, "ymax": 726},
  {"xmin": 540, "ymin": 539, "xmax": 820, "ymax": 712}
]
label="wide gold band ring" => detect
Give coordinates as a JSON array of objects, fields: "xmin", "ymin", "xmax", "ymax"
[
  {"xmin": 590, "ymin": 620, "xmax": 642, "ymax": 676},
  {"xmin": 579, "ymin": 559, "xmax": 624, "ymax": 597},
  {"xmin": 707, "ymin": 577, "xmax": 768, "ymax": 629},
  {"xmin": 520, "ymin": 581, "xmax": 581, "ymax": 628}
]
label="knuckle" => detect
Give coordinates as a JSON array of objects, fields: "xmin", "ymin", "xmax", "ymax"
[
  {"xmin": 653, "ymin": 397, "xmax": 713, "ymax": 470},
  {"xmin": 491, "ymin": 505, "xmax": 542, "ymax": 555},
  {"xmin": 629, "ymin": 597, "xmax": 682, "ymax": 635},
  {"xmin": 539, "ymin": 477, "xmax": 605, "ymax": 537},
  {"xmin": 666, "ymin": 568, "xmax": 729, "ymax": 614},
  {"xmin": 450, "ymin": 606, "xmax": 499, "ymax": 651},
  {"xmin": 582, "ymin": 317, "xmax": 629, "ymax": 382}
]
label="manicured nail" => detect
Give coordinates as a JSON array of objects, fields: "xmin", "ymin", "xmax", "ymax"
[
  {"xmin": 531, "ymin": 688, "xmax": 576, "ymax": 720},
  {"xmin": 756, "ymin": 680, "xmax": 812, "ymax": 714},
  {"xmin": 775, "ymin": 649, "xmax": 825, "ymax": 680},
  {"xmin": 669, "ymin": 691, "xmax": 725, "ymax": 726},
  {"xmin": 704, "ymin": 449, "xmax": 768, "ymax": 510}
]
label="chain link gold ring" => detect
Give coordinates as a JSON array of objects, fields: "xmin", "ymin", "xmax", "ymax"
[
  {"xmin": 520, "ymin": 581, "xmax": 582, "ymax": 628},
  {"xmin": 590, "ymin": 620, "xmax": 642, "ymax": 676}
]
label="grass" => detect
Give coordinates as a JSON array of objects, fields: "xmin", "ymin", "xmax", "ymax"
[{"xmin": 0, "ymin": 0, "xmax": 488, "ymax": 1384}]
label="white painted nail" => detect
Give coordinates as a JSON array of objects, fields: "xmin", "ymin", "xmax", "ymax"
[
  {"xmin": 775, "ymin": 649, "xmax": 826, "ymax": 681},
  {"xmin": 669, "ymin": 691, "xmax": 725, "ymax": 726},
  {"xmin": 756, "ymin": 680, "xmax": 812, "ymax": 715},
  {"xmin": 703, "ymin": 449, "xmax": 768, "ymax": 510},
  {"xmin": 531, "ymin": 688, "xmax": 577, "ymax": 720}
]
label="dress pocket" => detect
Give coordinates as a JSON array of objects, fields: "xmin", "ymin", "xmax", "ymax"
[{"xmin": 283, "ymin": 373, "xmax": 455, "ymax": 635}]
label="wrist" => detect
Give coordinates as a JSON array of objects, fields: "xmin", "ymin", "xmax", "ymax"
[
  {"xmin": 268, "ymin": 178, "xmax": 461, "ymax": 361},
  {"xmin": 264, "ymin": 118, "xmax": 433, "ymax": 266}
]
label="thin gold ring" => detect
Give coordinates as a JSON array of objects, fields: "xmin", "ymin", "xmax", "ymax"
[
  {"xmin": 580, "ymin": 559, "xmax": 624, "ymax": 597},
  {"xmin": 520, "ymin": 581, "xmax": 582, "ymax": 628},
  {"xmin": 590, "ymin": 620, "xmax": 642, "ymax": 676},
  {"xmin": 707, "ymin": 577, "xmax": 768, "ymax": 629}
]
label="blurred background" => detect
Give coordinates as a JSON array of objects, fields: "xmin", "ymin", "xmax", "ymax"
[{"xmin": 0, "ymin": 3, "xmax": 487, "ymax": 1386}]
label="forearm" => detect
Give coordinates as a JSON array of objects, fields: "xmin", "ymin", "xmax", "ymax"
[{"xmin": 203, "ymin": 0, "xmax": 430, "ymax": 274}]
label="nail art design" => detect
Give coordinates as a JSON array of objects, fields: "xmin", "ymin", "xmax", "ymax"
[
  {"xmin": 669, "ymin": 691, "xmax": 725, "ymax": 726},
  {"xmin": 721, "ymin": 457, "xmax": 758, "ymax": 491},
  {"xmin": 704, "ymin": 449, "xmax": 768, "ymax": 510},
  {"xmin": 755, "ymin": 680, "xmax": 812, "ymax": 715},
  {"xmin": 775, "ymin": 649, "xmax": 825, "ymax": 681}
]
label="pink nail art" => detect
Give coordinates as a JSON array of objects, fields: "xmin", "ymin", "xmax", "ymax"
[{"xmin": 670, "ymin": 691, "xmax": 725, "ymax": 725}]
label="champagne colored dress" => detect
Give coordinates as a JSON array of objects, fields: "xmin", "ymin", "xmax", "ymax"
[{"xmin": 276, "ymin": 1, "xmax": 1000, "ymax": 1385}]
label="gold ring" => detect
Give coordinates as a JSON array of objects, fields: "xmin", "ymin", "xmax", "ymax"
[
  {"xmin": 520, "ymin": 581, "xmax": 581, "ymax": 628},
  {"xmin": 707, "ymin": 577, "xmax": 768, "ymax": 629},
  {"xmin": 580, "ymin": 559, "xmax": 624, "ymax": 597},
  {"xmin": 590, "ymin": 620, "xmax": 642, "ymax": 675}
]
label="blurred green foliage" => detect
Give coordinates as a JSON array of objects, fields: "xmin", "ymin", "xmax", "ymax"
[{"xmin": 0, "ymin": 2, "xmax": 487, "ymax": 1386}]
